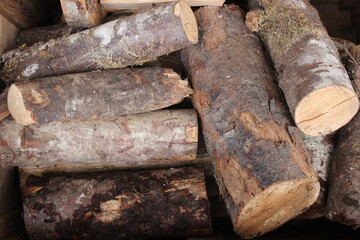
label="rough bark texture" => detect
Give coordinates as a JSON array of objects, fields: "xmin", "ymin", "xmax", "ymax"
[
  {"xmin": 299, "ymin": 133, "xmax": 336, "ymax": 219},
  {"xmin": 8, "ymin": 67, "xmax": 192, "ymax": 125},
  {"xmin": 0, "ymin": 109, "xmax": 198, "ymax": 167},
  {"xmin": 22, "ymin": 167, "xmax": 211, "ymax": 240},
  {"xmin": 181, "ymin": 5, "xmax": 319, "ymax": 239},
  {"xmin": 0, "ymin": 0, "xmax": 198, "ymax": 84},
  {"xmin": 331, "ymin": 37, "xmax": 355, "ymax": 65},
  {"xmin": 14, "ymin": 24, "xmax": 84, "ymax": 48},
  {"xmin": 246, "ymin": 0, "xmax": 358, "ymax": 136},
  {"xmin": 0, "ymin": 88, "xmax": 10, "ymax": 121},
  {"xmin": 326, "ymin": 45, "xmax": 360, "ymax": 228},
  {"xmin": 60, "ymin": 0, "xmax": 106, "ymax": 28}
]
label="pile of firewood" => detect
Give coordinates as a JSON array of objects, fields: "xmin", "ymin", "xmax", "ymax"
[{"xmin": 0, "ymin": 0, "xmax": 359, "ymax": 239}]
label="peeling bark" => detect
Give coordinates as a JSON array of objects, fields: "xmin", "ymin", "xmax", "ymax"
[
  {"xmin": 0, "ymin": 0, "xmax": 198, "ymax": 84},
  {"xmin": 8, "ymin": 67, "xmax": 192, "ymax": 125},
  {"xmin": 22, "ymin": 167, "xmax": 211, "ymax": 239},
  {"xmin": 246, "ymin": 0, "xmax": 358, "ymax": 136},
  {"xmin": 0, "ymin": 109, "xmax": 198, "ymax": 167},
  {"xmin": 181, "ymin": 5, "xmax": 319, "ymax": 239}
]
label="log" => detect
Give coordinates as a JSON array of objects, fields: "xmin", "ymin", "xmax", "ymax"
[
  {"xmin": 0, "ymin": 0, "xmax": 198, "ymax": 84},
  {"xmin": 8, "ymin": 67, "xmax": 192, "ymax": 125},
  {"xmin": 246, "ymin": 0, "xmax": 359, "ymax": 136},
  {"xmin": 0, "ymin": 0, "xmax": 48, "ymax": 29},
  {"xmin": 299, "ymin": 133, "xmax": 336, "ymax": 219},
  {"xmin": 0, "ymin": 89, "xmax": 10, "ymax": 121},
  {"xmin": 331, "ymin": 37, "xmax": 356, "ymax": 65},
  {"xmin": 0, "ymin": 109, "xmax": 198, "ymax": 167},
  {"xmin": 21, "ymin": 167, "xmax": 211, "ymax": 239},
  {"xmin": 101, "ymin": 0, "xmax": 225, "ymax": 11},
  {"xmin": 325, "ymin": 45, "xmax": 360, "ymax": 228},
  {"xmin": 14, "ymin": 24, "xmax": 84, "ymax": 48},
  {"xmin": 60, "ymin": 0, "xmax": 106, "ymax": 28},
  {"xmin": 181, "ymin": 5, "xmax": 319, "ymax": 238}
]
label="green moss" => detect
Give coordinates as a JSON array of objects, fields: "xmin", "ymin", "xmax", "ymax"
[{"xmin": 257, "ymin": 2, "xmax": 327, "ymax": 55}]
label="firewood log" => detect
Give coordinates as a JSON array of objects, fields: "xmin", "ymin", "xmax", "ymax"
[
  {"xmin": 347, "ymin": 45, "xmax": 360, "ymax": 83},
  {"xmin": 181, "ymin": 5, "xmax": 319, "ymax": 239},
  {"xmin": 331, "ymin": 37, "xmax": 356, "ymax": 64},
  {"xmin": 0, "ymin": 89, "xmax": 10, "ymax": 121},
  {"xmin": 299, "ymin": 133, "xmax": 336, "ymax": 219},
  {"xmin": 0, "ymin": 0, "xmax": 198, "ymax": 84},
  {"xmin": 8, "ymin": 67, "xmax": 192, "ymax": 125},
  {"xmin": 326, "ymin": 45, "xmax": 360, "ymax": 228},
  {"xmin": 0, "ymin": 109, "xmax": 198, "ymax": 167},
  {"xmin": 21, "ymin": 167, "xmax": 211, "ymax": 239},
  {"xmin": 60, "ymin": 0, "xmax": 106, "ymax": 28},
  {"xmin": 14, "ymin": 24, "xmax": 84, "ymax": 48},
  {"xmin": 246, "ymin": 0, "xmax": 359, "ymax": 136},
  {"xmin": 101, "ymin": 0, "xmax": 225, "ymax": 11}
]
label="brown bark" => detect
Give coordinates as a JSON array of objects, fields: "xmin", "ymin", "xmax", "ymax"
[
  {"xmin": 0, "ymin": 88, "xmax": 10, "ymax": 121},
  {"xmin": 326, "ymin": 45, "xmax": 360, "ymax": 228},
  {"xmin": 22, "ymin": 167, "xmax": 211, "ymax": 240},
  {"xmin": 60, "ymin": 0, "xmax": 106, "ymax": 28},
  {"xmin": 331, "ymin": 37, "xmax": 356, "ymax": 65},
  {"xmin": 0, "ymin": 109, "xmax": 198, "ymax": 167},
  {"xmin": 14, "ymin": 24, "xmax": 84, "ymax": 48},
  {"xmin": 299, "ymin": 133, "xmax": 336, "ymax": 219},
  {"xmin": 8, "ymin": 67, "xmax": 192, "ymax": 125},
  {"xmin": 347, "ymin": 45, "xmax": 360, "ymax": 83},
  {"xmin": 246, "ymin": 0, "xmax": 358, "ymax": 136},
  {"xmin": 0, "ymin": 0, "xmax": 198, "ymax": 84},
  {"xmin": 181, "ymin": 5, "xmax": 319, "ymax": 239}
]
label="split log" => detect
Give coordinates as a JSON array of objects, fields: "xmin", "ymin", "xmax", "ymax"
[
  {"xmin": 326, "ymin": 45, "xmax": 360, "ymax": 228},
  {"xmin": 22, "ymin": 167, "xmax": 211, "ymax": 239},
  {"xmin": 0, "ymin": 0, "xmax": 198, "ymax": 84},
  {"xmin": 299, "ymin": 133, "xmax": 336, "ymax": 219},
  {"xmin": 246, "ymin": 0, "xmax": 359, "ymax": 136},
  {"xmin": 8, "ymin": 67, "xmax": 192, "ymax": 125},
  {"xmin": 0, "ymin": 0, "xmax": 48, "ymax": 29},
  {"xmin": 181, "ymin": 5, "xmax": 319, "ymax": 238},
  {"xmin": 101, "ymin": 0, "xmax": 225, "ymax": 11},
  {"xmin": 14, "ymin": 24, "xmax": 84, "ymax": 48},
  {"xmin": 60, "ymin": 0, "xmax": 106, "ymax": 28},
  {"xmin": 0, "ymin": 109, "xmax": 198, "ymax": 167}
]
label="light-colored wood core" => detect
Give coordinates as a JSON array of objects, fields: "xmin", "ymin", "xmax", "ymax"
[
  {"xmin": 236, "ymin": 177, "xmax": 320, "ymax": 238},
  {"xmin": 8, "ymin": 84, "xmax": 36, "ymax": 125},
  {"xmin": 176, "ymin": 0, "xmax": 198, "ymax": 43},
  {"xmin": 295, "ymin": 86, "xmax": 359, "ymax": 136}
]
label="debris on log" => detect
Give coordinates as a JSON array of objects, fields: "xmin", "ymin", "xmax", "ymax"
[
  {"xmin": 0, "ymin": 0, "xmax": 198, "ymax": 83},
  {"xmin": 60, "ymin": 0, "xmax": 106, "ymax": 28},
  {"xmin": 246, "ymin": 0, "xmax": 359, "ymax": 136},
  {"xmin": 0, "ymin": 109, "xmax": 198, "ymax": 167},
  {"xmin": 22, "ymin": 167, "xmax": 211, "ymax": 239},
  {"xmin": 8, "ymin": 67, "xmax": 192, "ymax": 125},
  {"xmin": 181, "ymin": 5, "xmax": 319, "ymax": 239}
]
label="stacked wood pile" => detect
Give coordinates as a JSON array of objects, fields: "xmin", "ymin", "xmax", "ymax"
[{"xmin": 0, "ymin": 0, "xmax": 360, "ymax": 239}]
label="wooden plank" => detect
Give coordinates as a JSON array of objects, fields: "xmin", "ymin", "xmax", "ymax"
[
  {"xmin": 101, "ymin": 0, "xmax": 225, "ymax": 11},
  {"xmin": 0, "ymin": 209, "xmax": 23, "ymax": 239},
  {"xmin": 0, "ymin": 0, "xmax": 47, "ymax": 29},
  {"xmin": 0, "ymin": 14, "xmax": 18, "ymax": 54}
]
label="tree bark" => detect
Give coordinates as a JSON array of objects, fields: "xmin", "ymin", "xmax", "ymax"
[
  {"xmin": 246, "ymin": 0, "xmax": 358, "ymax": 136},
  {"xmin": 8, "ymin": 67, "xmax": 192, "ymax": 125},
  {"xmin": 299, "ymin": 133, "xmax": 336, "ymax": 219},
  {"xmin": 181, "ymin": 5, "xmax": 319, "ymax": 239},
  {"xmin": 14, "ymin": 24, "xmax": 84, "ymax": 48},
  {"xmin": 101, "ymin": 0, "xmax": 225, "ymax": 11},
  {"xmin": 0, "ymin": 0, "xmax": 198, "ymax": 84},
  {"xmin": 0, "ymin": 89, "xmax": 10, "ymax": 121},
  {"xmin": 22, "ymin": 167, "xmax": 211, "ymax": 240},
  {"xmin": 0, "ymin": 109, "xmax": 198, "ymax": 167},
  {"xmin": 326, "ymin": 45, "xmax": 360, "ymax": 228},
  {"xmin": 60, "ymin": 0, "xmax": 106, "ymax": 28}
]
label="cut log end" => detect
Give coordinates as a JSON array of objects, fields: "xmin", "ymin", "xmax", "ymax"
[
  {"xmin": 236, "ymin": 177, "xmax": 320, "ymax": 239},
  {"xmin": 295, "ymin": 86, "xmax": 359, "ymax": 136},
  {"xmin": 176, "ymin": 0, "xmax": 198, "ymax": 44},
  {"xmin": 7, "ymin": 84, "xmax": 36, "ymax": 125}
]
